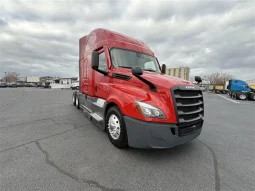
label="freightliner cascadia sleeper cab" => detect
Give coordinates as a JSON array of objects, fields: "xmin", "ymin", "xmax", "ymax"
[{"xmin": 72, "ymin": 28, "xmax": 204, "ymax": 149}]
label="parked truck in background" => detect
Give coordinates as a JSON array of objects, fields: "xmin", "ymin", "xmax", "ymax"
[
  {"xmin": 72, "ymin": 28, "xmax": 204, "ymax": 149},
  {"xmin": 227, "ymin": 79, "xmax": 255, "ymax": 101},
  {"xmin": 212, "ymin": 85, "xmax": 227, "ymax": 94},
  {"xmin": 210, "ymin": 81, "xmax": 229, "ymax": 94}
]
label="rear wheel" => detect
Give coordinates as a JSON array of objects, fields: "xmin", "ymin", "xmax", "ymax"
[
  {"xmin": 105, "ymin": 106, "xmax": 128, "ymax": 148},
  {"xmin": 215, "ymin": 90, "xmax": 220, "ymax": 94},
  {"xmin": 248, "ymin": 93, "xmax": 255, "ymax": 101},
  {"xmin": 236, "ymin": 93, "xmax": 247, "ymax": 100},
  {"xmin": 76, "ymin": 95, "xmax": 80, "ymax": 109},
  {"xmin": 72, "ymin": 93, "xmax": 76, "ymax": 106}
]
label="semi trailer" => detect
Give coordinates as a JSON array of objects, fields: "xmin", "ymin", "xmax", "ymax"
[
  {"xmin": 211, "ymin": 85, "xmax": 228, "ymax": 94},
  {"xmin": 72, "ymin": 28, "xmax": 205, "ymax": 149},
  {"xmin": 227, "ymin": 79, "xmax": 255, "ymax": 101},
  {"xmin": 210, "ymin": 81, "xmax": 229, "ymax": 94}
]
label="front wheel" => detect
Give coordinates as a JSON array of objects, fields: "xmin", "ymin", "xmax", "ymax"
[
  {"xmin": 105, "ymin": 106, "xmax": 128, "ymax": 148},
  {"xmin": 236, "ymin": 93, "xmax": 247, "ymax": 100}
]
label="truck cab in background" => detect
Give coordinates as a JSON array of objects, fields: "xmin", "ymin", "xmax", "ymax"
[
  {"xmin": 72, "ymin": 28, "xmax": 205, "ymax": 149},
  {"xmin": 227, "ymin": 79, "xmax": 255, "ymax": 101}
]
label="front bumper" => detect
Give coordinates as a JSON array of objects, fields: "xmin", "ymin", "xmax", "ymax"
[{"xmin": 124, "ymin": 116, "xmax": 202, "ymax": 149}]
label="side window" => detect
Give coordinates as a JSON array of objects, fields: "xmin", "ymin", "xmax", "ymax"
[
  {"xmin": 144, "ymin": 61, "xmax": 156, "ymax": 70},
  {"xmin": 98, "ymin": 52, "xmax": 107, "ymax": 71}
]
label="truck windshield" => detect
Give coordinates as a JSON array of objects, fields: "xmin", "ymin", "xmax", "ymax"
[{"xmin": 110, "ymin": 48, "xmax": 161, "ymax": 73}]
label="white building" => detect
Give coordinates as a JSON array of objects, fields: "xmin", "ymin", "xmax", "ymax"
[
  {"xmin": 165, "ymin": 67, "xmax": 190, "ymax": 80},
  {"xmin": 49, "ymin": 77, "xmax": 78, "ymax": 89}
]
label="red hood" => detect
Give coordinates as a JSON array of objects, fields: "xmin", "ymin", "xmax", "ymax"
[
  {"xmin": 111, "ymin": 68, "xmax": 194, "ymax": 88},
  {"xmin": 141, "ymin": 71, "xmax": 193, "ymax": 88}
]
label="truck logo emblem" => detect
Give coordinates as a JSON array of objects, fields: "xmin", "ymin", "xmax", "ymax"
[{"xmin": 185, "ymin": 86, "xmax": 195, "ymax": 89}]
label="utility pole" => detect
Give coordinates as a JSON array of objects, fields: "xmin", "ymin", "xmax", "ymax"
[{"xmin": 5, "ymin": 72, "xmax": 7, "ymax": 83}]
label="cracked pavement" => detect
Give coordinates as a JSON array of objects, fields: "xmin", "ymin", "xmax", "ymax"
[{"xmin": 0, "ymin": 88, "xmax": 254, "ymax": 191}]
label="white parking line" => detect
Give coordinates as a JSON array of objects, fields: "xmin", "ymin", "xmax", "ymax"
[{"xmin": 217, "ymin": 94, "xmax": 240, "ymax": 104}]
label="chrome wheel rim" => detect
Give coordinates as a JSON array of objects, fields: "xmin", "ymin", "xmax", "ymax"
[
  {"xmin": 240, "ymin": 94, "xmax": 246, "ymax": 99},
  {"xmin": 108, "ymin": 114, "xmax": 121, "ymax": 140},
  {"xmin": 73, "ymin": 95, "xmax": 75, "ymax": 103}
]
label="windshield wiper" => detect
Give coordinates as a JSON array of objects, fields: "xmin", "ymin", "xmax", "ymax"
[{"xmin": 118, "ymin": 66, "xmax": 132, "ymax": 69}]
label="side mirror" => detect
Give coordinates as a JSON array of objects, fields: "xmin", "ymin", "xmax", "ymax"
[
  {"xmin": 195, "ymin": 76, "xmax": 202, "ymax": 83},
  {"xmin": 161, "ymin": 64, "xmax": 166, "ymax": 74},
  {"xmin": 132, "ymin": 66, "xmax": 143, "ymax": 76},
  {"xmin": 91, "ymin": 51, "xmax": 99, "ymax": 70}
]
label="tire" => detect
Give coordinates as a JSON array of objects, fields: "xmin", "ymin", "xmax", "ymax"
[
  {"xmin": 72, "ymin": 93, "xmax": 76, "ymax": 106},
  {"xmin": 236, "ymin": 93, "xmax": 247, "ymax": 100},
  {"xmin": 248, "ymin": 93, "xmax": 255, "ymax": 101},
  {"xmin": 105, "ymin": 106, "xmax": 128, "ymax": 148},
  {"xmin": 76, "ymin": 95, "xmax": 80, "ymax": 109},
  {"xmin": 215, "ymin": 90, "xmax": 220, "ymax": 94}
]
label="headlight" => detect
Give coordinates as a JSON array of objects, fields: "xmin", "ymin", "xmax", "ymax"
[{"xmin": 135, "ymin": 101, "xmax": 166, "ymax": 119}]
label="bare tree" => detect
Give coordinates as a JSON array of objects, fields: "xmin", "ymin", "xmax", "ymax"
[
  {"xmin": 3, "ymin": 72, "xmax": 20, "ymax": 83},
  {"xmin": 207, "ymin": 72, "xmax": 233, "ymax": 85}
]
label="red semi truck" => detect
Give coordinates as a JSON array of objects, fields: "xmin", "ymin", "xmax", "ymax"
[{"xmin": 72, "ymin": 28, "xmax": 204, "ymax": 149}]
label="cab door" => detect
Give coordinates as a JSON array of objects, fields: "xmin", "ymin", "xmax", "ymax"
[
  {"xmin": 94, "ymin": 45, "xmax": 111, "ymax": 100},
  {"xmin": 89, "ymin": 46, "xmax": 111, "ymax": 125},
  {"xmin": 82, "ymin": 58, "xmax": 88, "ymax": 93}
]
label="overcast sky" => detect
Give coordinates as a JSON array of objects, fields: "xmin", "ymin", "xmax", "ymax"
[{"xmin": 0, "ymin": 0, "xmax": 254, "ymax": 80}]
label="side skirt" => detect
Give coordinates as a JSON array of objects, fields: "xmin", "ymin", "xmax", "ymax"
[{"xmin": 78, "ymin": 93, "xmax": 106, "ymax": 131}]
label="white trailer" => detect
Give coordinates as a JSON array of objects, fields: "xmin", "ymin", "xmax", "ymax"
[{"xmin": 26, "ymin": 76, "xmax": 40, "ymax": 83}]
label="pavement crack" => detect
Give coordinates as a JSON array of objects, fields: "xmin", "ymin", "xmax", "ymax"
[
  {"xmin": 0, "ymin": 119, "xmax": 84, "ymax": 153},
  {"xmin": 35, "ymin": 141, "xmax": 124, "ymax": 191},
  {"xmin": 198, "ymin": 139, "xmax": 220, "ymax": 191},
  {"xmin": 0, "ymin": 91, "xmax": 25, "ymax": 112},
  {"xmin": 0, "ymin": 128, "xmax": 79, "ymax": 153},
  {"xmin": 49, "ymin": 118, "xmax": 79, "ymax": 129},
  {"xmin": 0, "ymin": 112, "xmax": 80, "ymax": 129}
]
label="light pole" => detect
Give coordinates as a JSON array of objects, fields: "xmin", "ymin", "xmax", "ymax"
[{"xmin": 5, "ymin": 72, "xmax": 7, "ymax": 83}]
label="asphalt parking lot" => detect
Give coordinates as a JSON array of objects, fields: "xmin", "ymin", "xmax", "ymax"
[{"xmin": 0, "ymin": 88, "xmax": 254, "ymax": 191}]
